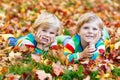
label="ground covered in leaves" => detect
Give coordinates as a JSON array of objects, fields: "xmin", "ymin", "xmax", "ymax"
[{"xmin": 0, "ymin": 0, "xmax": 120, "ymax": 80}]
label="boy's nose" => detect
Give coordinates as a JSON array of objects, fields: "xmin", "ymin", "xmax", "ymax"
[
  {"xmin": 45, "ymin": 32, "xmax": 50, "ymax": 36},
  {"xmin": 88, "ymin": 29, "xmax": 93, "ymax": 33}
]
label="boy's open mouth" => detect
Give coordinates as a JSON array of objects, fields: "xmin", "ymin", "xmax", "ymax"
[{"xmin": 41, "ymin": 37, "xmax": 49, "ymax": 43}]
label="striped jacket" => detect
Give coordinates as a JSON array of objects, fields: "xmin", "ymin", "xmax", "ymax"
[
  {"xmin": 55, "ymin": 28, "xmax": 109, "ymax": 63},
  {"xmin": 8, "ymin": 33, "xmax": 44, "ymax": 54},
  {"xmin": 63, "ymin": 34, "xmax": 105, "ymax": 63}
]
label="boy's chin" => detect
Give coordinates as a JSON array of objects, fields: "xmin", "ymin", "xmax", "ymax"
[{"xmin": 85, "ymin": 40, "xmax": 92, "ymax": 43}]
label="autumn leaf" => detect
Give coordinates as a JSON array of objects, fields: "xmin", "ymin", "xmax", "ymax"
[
  {"xmin": 5, "ymin": 74, "xmax": 21, "ymax": 80},
  {"xmin": 0, "ymin": 34, "xmax": 14, "ymax": 41},
  {"xmin": 8, "ymin": 51, "xmax": 22, "ymax": 61},
  {"xmin": 31, "ymin": 54, "xmax": 42, "ymax": 63},
  {"xmin": 35, "ymin": 70, "xmax": 52, "ymax": 80},
  {"xmin": 52, "ymin": 62, "xmax": 64, "ymax": 76},
  {"xmin": 114, "ymin": 41, "xmax": 120, "ymax": 49}
]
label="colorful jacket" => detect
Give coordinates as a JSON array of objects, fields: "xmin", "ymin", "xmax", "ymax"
[
  {"xmin": 8, "ymin": 33, "xmax": 45, "ymax": 54},
  {"xmin": 56, "ymin": 28, "xmax": 110, "ymax": 63},
  {"xmin": 63, "ymin": 34, "xmax": 105, "ymax": 63}
]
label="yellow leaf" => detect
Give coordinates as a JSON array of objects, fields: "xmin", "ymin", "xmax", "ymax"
[
  {"xmin": 0, "ymin": 34, "xmax": 14, "ymax": 41},
  {"xmin": 103, "ymin": 73, "xmax": 110, "ymax": 78},
  {"xmin": 110, "ymin": 44, "xmax": 114, "ymax": 50},
  {"xmin": 69, "ymin": 7, "xmax": 74, "ymax": 12},
  {"xmin": 15, "ymin": 30, "xmax": 21, "ymax": 38},
  {"xmin": 104, "ymin": 39, "xmax": 110, "ymax": 45},
  {"xmin": 21, "ymin": 7, "xmax": 25, "ymax": 13},
  {"xmin": 108, "ymin": 63, "xmax": 114, "ymax": 70},
  {"xmin": 96, "ymin": 75, "xmax": 100, "ymax": 78}
]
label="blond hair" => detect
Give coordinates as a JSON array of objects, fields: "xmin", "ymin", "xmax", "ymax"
[
  {"xmin": 77, "ymin": 12, "xmax": 105, "ymax": 32},
  {"xmin": 32, "ymin": 12, "xmax": 62, "ymax": 35}
]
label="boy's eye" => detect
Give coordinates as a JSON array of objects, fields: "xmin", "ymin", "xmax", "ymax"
[
  {"xmin": 50, "ymin": 32, "xmax": 55, "ymax": 34},
  {"xmin": 93, "ymin": 28, "xmax": 98, "ymax": 30},
  {"xmin": 83, "ymin": 26, "xmax": 89, "ymax": 29},
  {"xmin": 42, "ymin": 30, "xmax": 47, "ymax": 32}
]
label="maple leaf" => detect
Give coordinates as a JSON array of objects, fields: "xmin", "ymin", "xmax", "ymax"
[
  {"xmin": 5, "ymin": 74, "xmax": 21, "ymax": 80},
  {"xmin": 52, "ymin": 62, "xmax": 64, "ymax": 76},
  {"xmin": 35, "ymin": 70, "xmax": 52, "ymax": 80},
  {"xmin": 0, "ymin": 67, "xmax": 8, "ymax": 74},
  {"xmin": 31, "ymin": 54, "xmax": 42, "ymax": 63},
  {"xmin": 8, "ymin": 51, "xmax": 22, "ymax": 61}
]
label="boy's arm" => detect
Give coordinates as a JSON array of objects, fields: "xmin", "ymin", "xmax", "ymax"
[
  {"xmin": 8, "ymin": 33, "xmax": 36, "ymax": 48},
  {"xmin": 64, "ymin": 38, "xmax": 81, "ymax": 63},
  {"xmin": 65, "ymin": 52, "xmax": 80, "ymax": 63},
  {"xmin": 64, "ymin": 41, "xmax": 105, "ymax": 63},
  {"xmin": 50, "ymin": 35, "xmax": 71, "ymax": 48},
  {"xmin": 64, "ymin": 39, "xmax": 106, "ymax": 63},
  {"xmin": 8, "ymin": 37, "xmax": 17, "ymax": 46}
]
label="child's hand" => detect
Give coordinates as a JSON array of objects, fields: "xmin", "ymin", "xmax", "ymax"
[
  {"xmin": 80, "ymin": 46, "xmax": 95, "ymax": 59},
  {"xmin": 88, "ymin": 44, "xmax": 96, "ymax": 53}
]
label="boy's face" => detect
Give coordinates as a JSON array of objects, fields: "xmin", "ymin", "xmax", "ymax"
[
  {"xmin": 34, "ymin": 26, "xmax": 58, "ymax": 47},
  {"xmin": 78, "ymin": 21, "xmax": 101, "ymax": 43}
]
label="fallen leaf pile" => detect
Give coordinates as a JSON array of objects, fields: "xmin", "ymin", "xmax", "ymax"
[{"xmin": 0, "ymin": 0, "xmax": 120, "ymax": 80}]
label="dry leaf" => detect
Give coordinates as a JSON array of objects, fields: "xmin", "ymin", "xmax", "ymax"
[
  {"xmin": 31, "ymin": 54, "xmax": 42, "ymax": 63},
  {"xmin": 114, "ymin": 41, "xmax": 120, "ymax": 49},
  {"xmin": 5, "ymin": 74, "xmax": 21, "ymax": 80},
  {"xmin": 35, "ymin": 70, "xmax": 52, "ymax": 80},
  {"xmin": 52, "ymin": 62, "xmax": 64, "ymax": 76}
]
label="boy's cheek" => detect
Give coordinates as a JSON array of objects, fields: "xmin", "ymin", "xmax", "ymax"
[{"xmin": 34, "ymin": 35, "xmax": 40, "ymax": 43}]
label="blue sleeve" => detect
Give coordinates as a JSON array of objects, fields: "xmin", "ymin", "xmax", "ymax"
[{"xmin": 8, "ymin": 37, "xmax": 17, "ymax": 46}]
